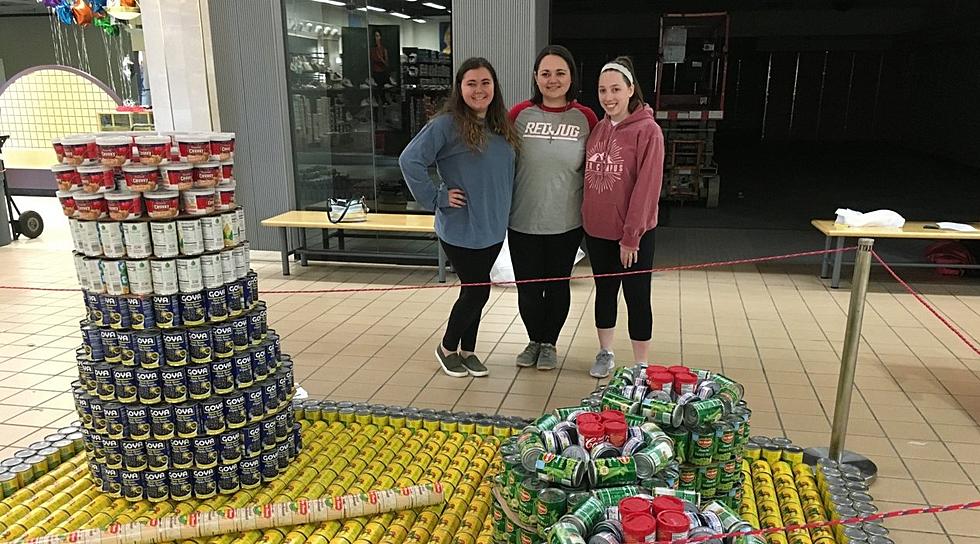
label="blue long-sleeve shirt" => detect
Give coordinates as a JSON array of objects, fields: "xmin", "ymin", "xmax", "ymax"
[{"xmin": 399, "ymin": 114, "xmax": 516, "ymax": 249}]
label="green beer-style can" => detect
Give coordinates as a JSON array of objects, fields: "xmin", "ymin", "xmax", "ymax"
[
  {"xmin": 665, "ymin": 427, "xmax": 689, "ymax": 464},
  {"xmin": 547, "ymin": 522, "xmax": 586, "ymax": 544},
  {"xmin": 535, "ymin": 453, "xmax": 585, "ymax": 488},
  {"xmin": 684, "ymin": 398, "xmax": 725, "ymax": 427},
  {"xmin": 535, "ymin": 488, "xmax": 567, "ymax": 537},
  {"xmin": 642, "ymin": 398, "xmax": 681, "ymax": 427},
  {"xmin": 590, "ymin": 485, "xmax": 642, "ymax": 507},
  {"xmin": 688, "ymin": 426, "xmax": 717, "ymax": 466},
  {"xmin": 592, "ymin": 456, "xmax": 637, "ymax": 487},
  {"xmin": 600, "ymin": 391, "xmax": 639, "ymax": 414},
  {"xmin": 713, "ymin": 421, "xmax": 737, "ymax": 461}
]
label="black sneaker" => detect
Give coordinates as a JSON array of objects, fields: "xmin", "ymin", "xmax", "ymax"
[
  {"xmin": 435, "ymin": 347, "xmax": 468, "ymax": 378},
  {"xmin": 461, "ymin": 354, "xmax": 489, "ymax": 377}
]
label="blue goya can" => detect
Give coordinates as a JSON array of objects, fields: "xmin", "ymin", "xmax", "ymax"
[
  {"xmin": 242, "ymin": 424, "xmax": 262, "ymax": 458},
  {"xmin": 211, "ymin": 359, "xmax": 234, "ymax": 395},
  {"xmin": 144, "ymin": 470, "xmax": 169, "ymax": 502},
  {"xmin": 116, "ymin": 330, "xmax": 137, "ymax": 367},
  {"xmin": 188, "ymin": 327, "xmax": 214, "ymax": 364},
  {"xmin": 226, "ymin": 281, "xmax": 246, "ymax": 317},
  {"xmin": 168, "ymin": 468, "xmax": 192, "ymax": 500},
  {"xmin": 230, "ymin": 316, "xmax": 249, "ymax": 352},
  {"xmin": 162, "ymin": 330, "xmax": 189, "ymax": 367},
  {"xmin": 103, "ymin": 402, "xmax": 126, "ymax": 439},
  {"xmin": 192, "ymin": 435, "xmax": 218, "ymax": 469},
  {"xmin": 99, "ymin": 329, "xmax": 121, "ymax": 363},
  {"xmin": 247, "ymin": 311, "xmax": 263, "ymax": 346},
  {"xmin": 246, "ymin": 272, "xmax": 259, "ymax": 309},
  {"xmin": 219, "ymin": 431, "xmax": 243, "ymax": 465},
  {"xmin": 135, "ymin": 331, "xmax": 164, "ymax": 369},
  {"xmin": 122, "ymin": 438, "xmax": 147, "ymax": 471},
  {"xmin": 244, "ymin": 387, "xmax": 265, "ymax": 423},
  {"xmin": 251, "ymin": 347, "xmax": 269, "ymax": 381},
  {"xmin": 255, "ymin": 302, "xmax": 268, "ymax": 337},
  {"xmin": 101, "ymin": 437, "xmax": 122, "ymax": 469},
  {"xmin": 126, "ymin": 295, "xmax": 156, "ymax": 330},
  {"xmin": 260, "ymin": 419, "xmax": 277, "ymax": 451},
  {"xmin": 275, "ymin": 370, "xmax": 290, "ymax": 405},
  {"xmin": 170, "ymin": 438, "xmax": 193, "ymax": 469},
  {"xmin": 77, "ymin": 359, "xmax": 97, "ymax": 393},
  {"xmin": 231, "ymin": 352, "xmax": 254, "ymax": 388},
  {"xmin": 192, "ymin": 467, "xmax": 217, "ymax": 499},
  {"xmin": 262, "ymin": 381, "xmax": 278, "ymax": 412},
  {"xmin": 94, "ymin": 363, "xmax": 116, "ymax": 401},
  {"xmin": 101, "ymin": 294, "xmax": 131, "ymax": 330},
  {"xmin": 101, "ymin": 466, "xmax": 121, "ymax": 497},
  {"xmin": 213, "ymin": 323, "xmax": 234, "ymax": 359},
  {"xmin": 81, "ymin": 323, "xmax": 104, "ymax": 361},
  {"xmin": 152, "ymin": 294, "xmax": 181, "ymax": 329},
  {"xmin": 124, "ymin": 404, "xmax": 150, "ymax": 440},
  {"xmin": 275, "ymin": 443, "xmax": 290, "ymax": 470},
  {"xmin": 186, "ymin": 364, "xmax": 212, "ymax": 400},
  {"xmin": 121, "ymin": 469, "xmax": 144, "ymax": 501},
  {"xmin": 274, "ymin": 411, "xmax": 289, "ymax": 442},
  {"xmin": 74, "ymin": 390, "xmax": 93, "ymax": 427},
  {"xmin": 216, "ymin": 463, "xmax": 240, "ymax": 495},
  {"xmin": 201, "ymin": 397, "xmax": 226, "ymax": 436},
  {"xmin": 148, "ymin": 404, "xmax": 174, "ymax": 440},
  {"xmin": 145, "ymin": 439, "xmax": 169, "ymax": 472},
  {"xmin": 206, "ymin": 285, "xmax": 229, "ymax": 323},
  {"xmin": 86, "ymin": 292, "xmax": 105, "ymax": 326},
  {"xmin": 224, "ymin": 391, "xmax": 247, "ymax": 429},
  {"xmin": 260, "ymin": 451, "xmax": 279, "ymax": 482},
  {"xmin": 179, "ymin": 291, "xmax": 207, "ymax": 327},
  {"xmin": 174, "ymin": 403, "xmax": 200, "ymax": 438},
  {"xmin": 271, "ymin": 332, "xmax": 281, "ymax": 361},
  {"xmin": 90, "ymin": 398, "xmax": 107, "ymax": 434},
  {"xmin": 90, "ymin": 432, "xmax": 105, "ymax": 463},
  {"xmin": 112, "ymin": 366, "xmax": 137, "ymax": 403},
  {"xmin": 264, "ymin": 341, "xmax": 277, "ymax": 369},
  {"xmin": 161, "ymin": 366, "xmax": 188, "ymax": 404},
  {"xmin": 239, "ymin": 457, "xmax": 261, "ymax": 489},
  {"xmin": 136, "ymin": 367, "xmax": 162, "ymax": 405},
  {"xmin": 88, "ymin": 459, "xmax": 104, "ymax": 487}
]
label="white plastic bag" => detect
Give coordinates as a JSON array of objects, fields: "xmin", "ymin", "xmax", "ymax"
[
  {"xmin": 489, "ymin": 234, "xmax": 587, "ymax": 286},
  {"xmin": 834, "ymin": 208, "xmax": 905, "ymax": 228}
]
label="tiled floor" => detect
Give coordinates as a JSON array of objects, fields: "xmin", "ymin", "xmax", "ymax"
[{"xmin": 1, "ymin": 196, "xmax": 979, "ymax": 542}]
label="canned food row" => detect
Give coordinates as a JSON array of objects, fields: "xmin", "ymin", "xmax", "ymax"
[
  {"xmin": 73, "ymin": 362, "xmax": 293, "ymax": 426},
  {"xmin": 80, "ymin": 305, "xmax": 271, "ymax": 365},
  {"xmin": 0, "ymin": 431, "xmax": 86, "ymax": 499},
  {"xmin": 59, "ymin": 181, "xmax": 237, "ymax": 222},
  {"xmin": 53, "ymin": 132, "xmax": 234, "ymax": 167},
  {"xmin": 303, "ymin": 400, "xmax": 532, "ymax": 436},
  {"xmin": 82, "ymin": 279, "xmax": 258, "ymax": 330},
  {"xmin": 86, "ymin": 427, "xmax": 299, "ymax": 503},
  {"xmin": 70, "ymin": 209, "xmax": 244, "ymax": 260}
]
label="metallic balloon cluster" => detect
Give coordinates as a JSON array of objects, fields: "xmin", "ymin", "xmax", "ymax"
[{"xmin": 44, "ymin": 0, "xmax": 128, "ymax": 36}]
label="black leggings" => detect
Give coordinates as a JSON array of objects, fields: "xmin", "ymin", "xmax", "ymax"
[
  {"xmin": 585, "ymin": 229, "xmax": 656, "ymax": 341},
  {"xmin": 508, "ymin": 228, "xmax": 583, "ymax": 345},
  {"xmin": 440, "ymin": 240, "xmax": 504, "ymax": 352}
]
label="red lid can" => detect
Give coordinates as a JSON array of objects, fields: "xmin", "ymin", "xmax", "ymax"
[
  {"xmin": 576, "ymin": 412, "xmax": 602, "ymax": 427},
  {"xmin": 667, "ymin": 365, "xmax": 689, "ymax": 375},
  {"xmin": 651, "ymin": 495, "xmax": 685, "ymax": 515},
  {"xmin": 577, "ymin": 421, "xmax": 606, "ymax": 451},
  {"xmin": 622, "ymin": 513, "xmax": 658, "ymax": 544},
  {"xmin": 656, "ymin": 511, "xmax": 690, "ymax": 542},
  {"xmin": 673, "ymin": 372, "xmax": 699, "ymax": 395},
  {"xmin": 619, "ymin": 497, "xmax": 652, "ymax": 518},
  {"xmin": 645, "ymin": 364, "xmax": 669, "ymax": 375},
  {"xmin": 605, "ymin": 420, "xmax": 628, "ymax": 447},
  {"xmin": 599, "ymin": 409, "xmax": 626, "ymax": 424},
  {"xmin": 647, "ymin": 371, "xmax": 675, "ymax": 393}
]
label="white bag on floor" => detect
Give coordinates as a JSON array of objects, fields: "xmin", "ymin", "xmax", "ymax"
[
  {"xmin": 489, "ymin": 233, "xmax": 587, "ymax": 286},
  {"xmin": 835, "ymin": 208, "xmax": 905, "ymax": 228}
]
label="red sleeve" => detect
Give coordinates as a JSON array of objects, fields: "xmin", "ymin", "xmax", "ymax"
[
  {"xmin": 620, "ymin": 123, "xmax": 664, "ymax": 251},
  {"xmin": 570, "ymin": 101, "xmax": 599, "ymax": 130},
  {"xmin": 508, "ymin": 100, "xmax": 535, "ymax": 123}
]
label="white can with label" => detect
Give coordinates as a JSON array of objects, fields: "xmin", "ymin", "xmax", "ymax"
[
  {"xmin": 122, "ymin": 222, "xmax": 153, "ymax": 259},
  {"xmin": 201, "ymin": 215, "xmax": 224, "ymax": 252},
  {"xmin": 84, "ymin": 256, "xmax": 105, "ymax": 293},
  {"xmin": 150, "ymin": 221, "xmax": 179, "ymax": 258},
  {"xmin": 200, "ymin": 252, "xmax": 224, "ymax": 288},
  {"xmin": 221, "ymin": 211, "xmax": 238, "ymax": 247},
  {"xmin": 68, "ymin": 218, "xmax": 85, "ymax": 253},
  {"xmin": 150, "ymin": 259, "xmax": 179, "ymax": 295},
  {"xmin": 235, "ymin": 208, "xmax": 246, "ymax": 242},
  {"xmin": 177, "ymin": 256, "xmax": 204, "ymax": 293},
  {"xmin": 242, "ymin": 241, "xmax": 250, "ymax": 272},
  {"xmin": 232, "ymin": 246, "xmax": 247, "ymax": 279},
  {"xmin": 98, "ymin": 221, "xmax": 127, "ymax": 258},
  {"xmin": 74, "ymin": 253, "xmax": 91, "ymax": 291},
  {"xmin": 100, "ymin": 259, "xmax": 130, "ymax": 295},
  {"xmin": 177, "ymin": 218, "xmax": 204, "ymax": 256},
  {"xmin": 78, "ymin": 220, "xmax": 103, "ymax": 257},
  {"xmin": 126, "ymin": 259, "xmax": 154, "ymax": 295},
  {"xmin": 220, "ymin": 250, "xmax": 235, "ymax": 284}
]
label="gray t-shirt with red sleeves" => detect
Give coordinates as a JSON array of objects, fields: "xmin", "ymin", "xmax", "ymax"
[{"xmin": 508, "ymin": 101, "xmax": 598, "ymax": 235}]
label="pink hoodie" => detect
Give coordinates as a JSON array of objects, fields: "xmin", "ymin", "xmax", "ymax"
[{"xmin": 582, "ymin": 104, "xmax": 664, "ymax": 250}]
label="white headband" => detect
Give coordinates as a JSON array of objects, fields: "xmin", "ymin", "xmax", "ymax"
[{"xmin": 601, "ymin": 62, "xmax": 634, "ymax": 85}]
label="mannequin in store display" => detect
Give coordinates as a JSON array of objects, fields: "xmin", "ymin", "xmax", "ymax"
[
  {"xmin": 370, "ymin": 30, "xmax": 390, "ymax": 95},
  {"xmin": 582, "ymin": 56, "xmax": 664, "ymax": 378},
  {"xmin": 399, "ymin": 57, "xmax": 520, "ymax": 379},
  {"xmin": 507, "ymin": 45, "xmax": 597, "ymax": 372}
]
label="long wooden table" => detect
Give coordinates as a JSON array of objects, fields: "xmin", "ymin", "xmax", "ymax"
[
  {"xmin": 261, "ymin": 211, "xmax": 446, "ymax": 282},
  {"xmin": 812, "ymin": 220, "xmax": 980, "ymax": 288}
]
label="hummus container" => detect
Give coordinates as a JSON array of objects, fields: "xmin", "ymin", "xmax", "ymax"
[
  {"xmin": 52, "ymin": 164, "xmax": 80, "ymax": 191},
  {"xmin": 106, "ymin": 191, "xmax": 144, "ymax": 221},
  {"xmin": 215, "ymin": 183, "xmax": 236, "ymax": 211},
  {"xmin": 193, "ymin": 162, "xmax": 221, "ymax": 188},
  {"xmin": 62, "ymin": 135, "xmax": 97, "ymax": 165},
  {"xmin": 74, "ymin": 192, "xmax": 108, "ymax": 220},
  {"xmin": 122, "ymin": 164, "xmax": 160, "ymax": 192},
  {"xmin": 144, "ymin": 190, "xmax": 180, "ymax": 219},
  {"xmin": 210, "ymin": 133, "xmax": 236, "ymax": 160},
  {"xmin": 219, "ymin": 160, "xmax": 234, "ymax": 182},
  {"xmin": 77, "ymin": 164, "xmax": 115, "ymax": 193},
  {"xmin": 176, "ymin": 134, "xmax": 211, "ymax": 163},
  {"xmin": 52, "ymin": 138, "xmax": 65, "ymax": 163},
  {"xmin": 97, "ymin": 136, "xmax": 133, "ymax": 167},
  {"xmin": 160, "ymin": 163, "xmax": 194, "ymax": 191},
  {"xmin": 57, "ymin": 190, "xmax": 78, "ymax": 217},
  {"xmin": 134, "ymin": 136, "xmax": 171, "ymax": 165},
  {"xmin": 181, "ymin": 188, "xmax": 216, "ymax": 216}
]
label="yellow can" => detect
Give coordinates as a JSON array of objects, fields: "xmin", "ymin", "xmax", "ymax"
[
  {"xmin": 760, "ymin": 514, "xmax": 783, "ymax": 529},
  {"xmin": 447, "ymin": 498, "xmax": 469, "ymax": 520},
  {"xmin": 454, "ymin": 533, "xmax": 476, "ymax": 544},
  {"xmin": 359, "ymin": 522, "xmax": 386, "ymax": 543},
  {"xmin": 428, "ymin": 528, "xmax": 453, "ymax": 544},
  {"xmin": 354, "ymin": 473, "xmax": 376, "ymax": 490},
  {"xmin": 466, "ymin": 499, "xmax": 489, "ymax": 520},
  {"xmin": 757, "ymin": 499, "xmax": 780, "ymax": 518},
  {"xmin": 787, "ymin": 530, "xmax": 813, "ymax": 544},
  {"xmin": 741, "ymin": 512, "xmax": 760, "ymax": 530},
  {"xmin": 393, "ymin": 509, "xmax": 418, "ymax": 528},
  {"xmin": 405, "ymin": 527, "xmax": 430, "ymax": 543},
  {"xmin": 461, "ymin": 469, "xmax": 483, "ymax": 488},
  {"xmin": 375, "ymin": 475, "xmax": 395, "ymax": 490},
  {"xmin": 417, "ymin": 510, "xmax": 441, "ymax": 531},
  {"xmin": 766, "ymin": 531, "xmax": 789, "ymax": 544},
  {"xmin": 307, "ymin": 536, "xmax": 329, "ymax": 544},
  {"xmin": 469, "ymin": 457, "xmax": 489, "ymax": 475},
  {"xmin": 401, "ymin": 465, "xmax": 424, "ymax": 482},
  {"xmin": 402, "ymin": 439, "xmax": 424, "ymax": 455},
  {"xmin": 774, "ymin": 474, "xmax": 795, "ymax": 488},
  {"xmin": 751, "ymin": 460, "xmax": 773, "ymax": 474}
]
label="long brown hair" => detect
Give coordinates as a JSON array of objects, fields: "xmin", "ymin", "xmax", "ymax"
[
  {"xmin": 441, "ymin": 57, "xmax": 520, "ymax": 151},
  {"xmin": 602, "ymin": 55, "xmax": 645, "ymax": 113}
]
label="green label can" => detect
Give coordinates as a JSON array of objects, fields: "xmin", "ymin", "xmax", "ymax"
[
  {"xmin": 600, "ymin": 392, "xmax": 638, "ymax": 415},
  {"xmin": 688, "ymin": 426, "xmax": 718, "ymax": 466},
  {"xmin": 553, "ymin": 406, "xmax": 593, "ymax": 421},
  {"xmin": 651, "ymin": 486, "xmax": 701, "ymax": 505},
  {"xmin": 589, "ymin": 485, "xmax": 641, "ymax": 508},
  {"xmin": 641, "ymin": 399, "xmax": 680, "ymax": 427},
  {"xmin": 713, "ymin": 421, "xmax": 736, "ymax": 461},
  {"xmin": 535, "ymin": 453, "xmax": 584, "ymax": 488},
  {"xmin": 592, "ymin": 456, "xmax": 637, "ymax": 487},
  {"xmin": 684, "ymin": 399, "xmax": 725, "ymax": 427},
  {"xmin": 697, "ymin": 464, "xmax": 720, "ymax": 498},
  {"xmin": 568, "ymin": 497, "xmax": 605, "ymax": 533},
  {"xmin": 718, "ymin": 459, "xmax": 738, "ymax": 492},
  {"xmin": 665, "ymin": 428, "xmax": 689, "ymax": 464},
  {"xmin": 634, "ymin": 441, "xmax": 673, "ymax": 478},
  {"xmin": 713, "ymin": 374, "xmax": 744, "ymax": 404},
  {"xmin": 547, "ymin": 522, "xmax": 586, "ymax": 544},
  {"xmin": 518, "ymin": 476, "xmax": 548, "ymax": 526},
  {"xmin": 530, "ymin": 414, "xmax": 560, "ymax": 431},
  {"xmin": 678, "ymin": 464, "xmax": 698, "ymax": 491},
  {"xmin": 703, "ymin": 500, "xmax": 743, "ymax": 531},
  {"xmin": 535, "ymin": 488, "xmax": 567, "ymax": 537}
]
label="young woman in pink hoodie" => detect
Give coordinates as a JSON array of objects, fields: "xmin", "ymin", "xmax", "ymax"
[{"xmin": 582, "ymin": 56, "xmax": 665, "ymax": 378}]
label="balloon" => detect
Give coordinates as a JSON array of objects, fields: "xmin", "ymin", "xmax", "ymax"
[
  {"xmin": 55, "ymin": 4, "xmax": 74, "ymax": 24},
  {"xmin": 94, "ymin": 14, "xmax": 119, "ymax": 36},
  {"xmin": 43, "ymin": 0, "xmax": 61, "ymax": 7},
  {"xmin": 72, "ymin": 0, "xmax": 95, "ymax": 26},
  {"xmin": 90, "ymin": 0, "xmax": 107, "ymax": 13}
]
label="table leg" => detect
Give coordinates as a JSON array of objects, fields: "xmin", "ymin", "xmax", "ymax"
[
  {"xmin": 820, "ymin": 236, "xmax": 832, "ymax": 278},
  {"xmin": 831, "ymin": 237, "xmax": 844, "ymax": 289},
  {"xmin": 299, "ymin": 229, "xmax": 308, "ymax": 267},
  {"xmin": 279, "ymin": 227, "xmax": 290, "ymax": 276},
  {"xmin": 338, "ymin": 229, "xmax": 345, "ymax": 250},
  {"xmin": 321, "ymin": 229, "xmax": 330, "ymax": 249},
  {"xmin": 437, "ymin": 242, "xmax": 447, "ymax": 283}
]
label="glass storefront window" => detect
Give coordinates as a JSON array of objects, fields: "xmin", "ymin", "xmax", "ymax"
[{"xmin": 283, "ymin": 0, "xmax": 453, "ymax": 246}]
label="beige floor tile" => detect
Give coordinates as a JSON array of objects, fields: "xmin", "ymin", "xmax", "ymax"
[
  {"xmin": 877, "ymin": 500, "xmax": 946, "ymax": 533},
  {"xmin": 904, "ymin": 459, "xmax": 971, "ymax": 484},
  {"xmin": 455, "ymin": 391, "xmax": 505, "ymax": 410},
  {"xmin": 370, "ymin": 384, "xmax": 422, "ymax": 404},
  {"xmin": 960, "ymin": 464, "xmax": 980, "ymax": 487},
  {"xmin": 917, "ymin": 481, "xmax": 980, "ymax": 506},
  {"xmin": 950, "ymin": 536, "xmax": 980, "ymax": 544},
  {"xmin": 919, "ymin": 407, "xmax": 978, "ymax": 427},
  {"xmin": 502, "ymin": 394, "xmax": 548, "ymax": 413},
  {"xmin": 886, "ymin": 530, "xmax": 952, "ymax": 544},
  {"xmin": 875, "ymin": 455, "xmax": 913, "ymax": 479},
  {"xmin": 845, "ymin": 435, "xmax": 900, "ymax": 457},
  {"xmin": 890, "ymin": 439, "xmax": 955, "ymax": 461},
  {"xmin": 0, "ymin": 423, "xmax": 40, "ymax": 446},
  {"xmin": 1, "ymin": 389, "xmax": 60, "ymax": 407},
  {"xmin": 0, "ymin": 373, "xmax": 48, "ymax": 389},
  {"xmin": 938, "ymin": 508, "xmax": 980, "ymax": 537},
  {"xmin": 880, "ymin": 420, "xmax": 941, "ymax": 441},
  {"xmin": 780, "ymin": 413, "xmax": 830, "ymax": 432},
  {"xmin": 946, "ymin": 442, "xmax": 976, "ymax": 464},
  {"xmin": 300, "ymin": 379, "xmax": 341, "ymax": 397},
  {"xmin": 466, "ymin": 378, "xmax": 514, "ymax": 394},
  {"xmin": 872, "ymin": 477, "xmax": 927, "ymax": 504},
  {"xmin": 414, "ymin": 387, "xmax": 463, "ymax": 406},
  {"xmin": 932, "ymin": 424, "xmax": 980, "ymax": 444}
]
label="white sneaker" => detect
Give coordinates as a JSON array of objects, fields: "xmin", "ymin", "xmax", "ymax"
[{"xmin": 589, "ymin": 349, "xmax": 614, "ymax": 378}]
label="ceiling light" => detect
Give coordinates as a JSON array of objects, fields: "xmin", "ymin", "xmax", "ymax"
[
  {"xmin": 390, "ymin": 11, "xmax": 411, "ymax": 18},
  {"xmin": 365, "ymin": 5, "xmax": 386, "ymax": 11},
  {"xmin": 422, "ymin": 2, "xmax": 446, "ymax": 9},
  {"xmin": 314, "ymin": 0, "xmax": 347, "ymax": 5},
  {"xmin": 412, "ymin": 18, "xmax": 427, "ymax": 23}
]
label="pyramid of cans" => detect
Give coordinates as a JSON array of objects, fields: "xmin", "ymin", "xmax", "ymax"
[
  {"xmin": 491, "ymin": 364, "xmax": 755, "ymax": 543},
  {"xmin": 741, "ymin": 437, "xmax": 891, "ymax": 544},
  {"xmin": 53, "ymin": 131, "xmax": 303, "ymax": 503}
]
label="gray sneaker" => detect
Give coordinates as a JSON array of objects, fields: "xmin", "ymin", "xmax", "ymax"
[
  {"xmin": 435, "ymin": 347, "xmax": 468, "ymax": 378},
  {"xmin": 537, "ymin": 344, "xmax": 558, "ymax": 371},
  {"xmin": 515, "ymin": 342, "xmax": 541, "ymax": 367},
  {"xmin": 589, "ymin": 349, "xmax": 615, "ymax": 378},
  {"xmin": 462, "ymin": 354, "xmax": 489, "ymax": 377}
]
